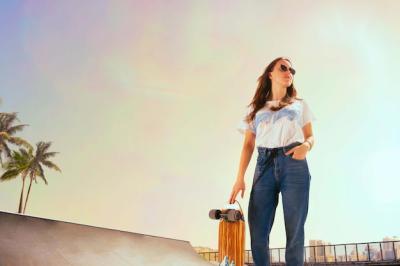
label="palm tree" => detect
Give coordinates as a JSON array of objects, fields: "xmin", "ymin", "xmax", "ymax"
[
  {"xmin": 1, "ymin": 148, "xmax": 32, "ymax": 213},
  {"xmin": 0, "ymin": 112, "xmax": 32, "ymax": 166},
  {"xmin": 23, "ymin": 141, "xmax": 61, "ymax": 214},
  {"xmin": 0, "ymin": 142, "xmax": 61, "ymax": 214}
]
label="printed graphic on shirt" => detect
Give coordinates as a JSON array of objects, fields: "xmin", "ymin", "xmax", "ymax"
[
  {"xmin": 254, "ymin": 108, "xmax": 299, "ymax": 130},
  {"xmin": 237, "ymin": 99, "xmax": 316, "ymax": 148}
]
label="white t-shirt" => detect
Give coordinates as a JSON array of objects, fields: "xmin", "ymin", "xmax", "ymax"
[{"xmin": 237, "ymin": 99, "xmax": 316, "ymax": 148}]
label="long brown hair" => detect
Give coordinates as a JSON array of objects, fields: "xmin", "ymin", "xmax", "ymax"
[{"xmin": 246, "ymin": 57, "xmax": 301, "ymax": 122}]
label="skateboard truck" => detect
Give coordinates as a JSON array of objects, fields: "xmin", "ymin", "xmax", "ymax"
[{"xmin": 209, "ymin": 200, "xmax": 244, "ymax": 222}]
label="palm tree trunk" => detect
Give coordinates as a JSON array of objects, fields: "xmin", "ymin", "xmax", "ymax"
[
  {"xmin": 23, "ymin": 178, "xmax": 33, "ymax": 214},
  {"xmin": 18, "ymin": 176, "xmax": 26, "ymax": 214}
]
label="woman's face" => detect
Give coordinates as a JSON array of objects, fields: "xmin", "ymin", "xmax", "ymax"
[{"xmin": 268, "ymin": 59, "xmax": 295, "ymax": 87}]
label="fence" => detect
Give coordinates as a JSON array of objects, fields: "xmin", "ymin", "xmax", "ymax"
[{"xmin": 198, "ymin": 240, "xmax": 400, "ymax": 265}]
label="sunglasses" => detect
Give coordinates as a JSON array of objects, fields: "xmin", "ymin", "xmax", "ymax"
[{"xmin": 279, "ymin": 64, "xmax": 296, "ymax": 75}]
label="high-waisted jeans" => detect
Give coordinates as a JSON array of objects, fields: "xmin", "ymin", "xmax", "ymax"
[{"xmin": 248, "ymin": 141, "xmax": 311, "ymax": 266}]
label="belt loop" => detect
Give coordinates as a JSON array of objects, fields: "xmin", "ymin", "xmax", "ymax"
[{"xmin": 283, "ymin": 145, "xmax": 288, "ymax": 154}]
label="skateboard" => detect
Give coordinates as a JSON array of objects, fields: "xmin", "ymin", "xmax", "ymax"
[{"xmin": 209, "ymin": 200, "xmax": 245, "ymax": 266}]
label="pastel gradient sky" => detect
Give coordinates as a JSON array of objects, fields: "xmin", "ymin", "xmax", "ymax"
[{"xmin": 1, "ymin": 1, "xmax": 399, "ymax": 250}]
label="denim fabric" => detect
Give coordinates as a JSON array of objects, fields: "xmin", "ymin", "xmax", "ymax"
[{"xmin": 248, "ymin": 141, "xmax": 311, "ymax": 266}]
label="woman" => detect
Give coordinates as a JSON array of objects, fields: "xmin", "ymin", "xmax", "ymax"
[{"xmin": 229, "ymin": 57, "xmax": 316, "ymax": 266}]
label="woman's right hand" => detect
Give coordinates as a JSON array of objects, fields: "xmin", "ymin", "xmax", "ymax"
[{"xmin": 228, "ymin": 179, "xmax": 246, "ymax": 204}]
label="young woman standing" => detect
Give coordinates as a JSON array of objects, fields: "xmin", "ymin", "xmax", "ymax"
[{"xmin": 229, "ymin": 57, "xmax": 316, "ymax": 266}]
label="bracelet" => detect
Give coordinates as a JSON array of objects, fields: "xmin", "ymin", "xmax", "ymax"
[{"xmin": 304, "ymin": 140, "xmax": 313, "ymax": 151}]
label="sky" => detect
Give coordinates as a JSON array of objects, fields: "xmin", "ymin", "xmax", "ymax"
[{"xmin": 0, "ymin": 0, "xmax": 399, "ymax": 250}]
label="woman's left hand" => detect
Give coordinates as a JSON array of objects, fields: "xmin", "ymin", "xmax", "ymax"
[{"xmin": 285, "ymin": 143, "xmax": 309, "ymax": 160}]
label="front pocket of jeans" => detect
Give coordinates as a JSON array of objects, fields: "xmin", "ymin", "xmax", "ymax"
[
  {"xmin": 285, "ymin": 155, "xmax": 310, "ymax": 181},
  {"xmin": 288, "ymin": 154, "xmax": 306, "ymax": 161}
]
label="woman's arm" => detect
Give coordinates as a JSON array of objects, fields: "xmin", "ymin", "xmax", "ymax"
[
  {"xmin": 236, "ymin": 131, "xmax": 256, "ymax": 181},
  {"xmin": 302, "ymin": 122, "xmax": 314, "ymax": 150},
  {"xmin": 229, "ymin": 130, "xmax": 255, "ymax": 204}
]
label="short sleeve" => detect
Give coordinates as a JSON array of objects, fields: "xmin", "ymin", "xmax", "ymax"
[
  {"xmin": 237, "ymin": 107, "xmax": 256, "ymax": 134},
  {"xmin": 301, "ymin": 100, "xmax": 316, "ymax": 127}
]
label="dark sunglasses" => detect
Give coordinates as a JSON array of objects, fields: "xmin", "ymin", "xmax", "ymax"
[{"xmin": 279, "ymin": 64, "xmax": 296, "ymax": 75}]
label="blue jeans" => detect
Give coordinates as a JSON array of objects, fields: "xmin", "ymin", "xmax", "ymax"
[{"xmin": 248, "ymin": 141, "xmax": 311, "ymax": 266}]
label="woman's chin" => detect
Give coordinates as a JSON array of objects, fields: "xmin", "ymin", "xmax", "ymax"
[{"xmin": 282, "ymin": 81, "xmax": 292, "ymax": 87}]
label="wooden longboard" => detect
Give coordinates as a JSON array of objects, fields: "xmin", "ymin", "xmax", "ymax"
[{"xmin": 218, "ymin": 219, "xmax": 245, "ymax": 266}]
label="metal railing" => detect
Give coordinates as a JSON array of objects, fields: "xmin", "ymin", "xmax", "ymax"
[{"xmin": 198, "ymin": 240, "xmax": 400, "ymax": 265}]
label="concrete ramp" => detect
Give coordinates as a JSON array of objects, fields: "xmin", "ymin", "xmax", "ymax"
[{"xmin": 0, "ymin": 211, "xmax": 212, "ymax": 266}]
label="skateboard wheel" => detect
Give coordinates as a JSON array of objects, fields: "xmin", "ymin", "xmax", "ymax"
[
  {"xmin": 209, "ymin": 209, "xmax": 221, "ymax": 220},
  {"xmin": 234, "ymin": 210, "xmax": 243, "ymax": 221}
]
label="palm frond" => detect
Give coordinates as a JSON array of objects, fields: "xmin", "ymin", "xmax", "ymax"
[
  {"xmin": 19, "ymin": 148, "xmax": 33, "ymax": 158},
  {"xmin": 11, "ymin": 149, "xmax": 32, "ymax": 163},
  {"xmin": 7, "ymin": 124, "xmax": 29, "ymax": 135},
  {"xmin": 38, "ymin": 175, "xmax": 48, "ymax": 185},
  {"xmin": 36, "ymin": 164, "xmax": 48, "ymax": 185},
  {"xmin": 2, "ymin": 144, "xmax": 12, "ymax": 158},
  {"xmin": 0, "ymin": 169, "xmax": 20, "ymax": 181},
  {"xmin": 42, "ymin": 152, "xmax": 59, "ymax": 160},
  {"xmin": 0, "ymin": 112, "xmax": 19, "ymax": 129},
  {"xmin": 2, "ymin": 149, "xmax": 32, "ymax": 174},
  {"xmin": 8, "ymin": 137, "xmax": 33, "ymax": 150},
  {"xmin": 36, "ymin": 141, "xmax": 52, "ymax": 155},
  {"xmin": 41, "ymin": 160, "xmax": 61, "ymax": 172},
  {"xmin": 0, "ymin": 131, "xmax": 10, "ymax": 140}
]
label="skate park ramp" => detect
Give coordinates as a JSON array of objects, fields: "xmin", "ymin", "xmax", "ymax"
[{"xmin": 0, "ymin": 211, "xmax": 212, "ymax": 266}]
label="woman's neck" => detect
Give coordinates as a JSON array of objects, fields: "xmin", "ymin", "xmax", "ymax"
[{"xmin": 270, "ymin": 84, "xmax": 287, "ymax": 100}]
